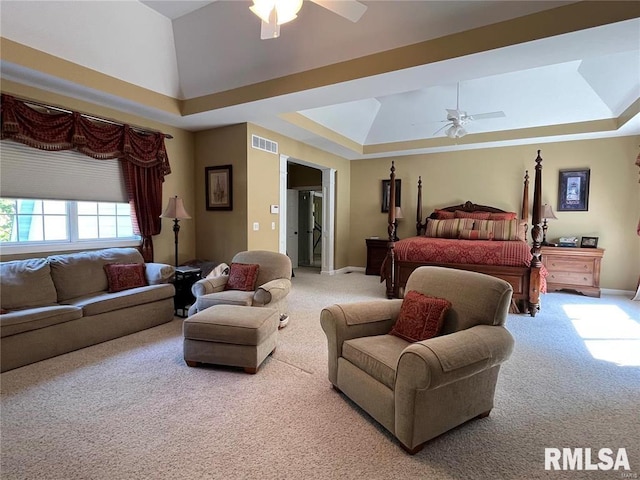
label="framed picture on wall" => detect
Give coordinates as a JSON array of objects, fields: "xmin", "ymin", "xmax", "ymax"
[
  {"xmin": 558, "ymin": 168, "xmax": 590, "ymax": 211},
  {"xmin": 205, "ymin": 165, "xmax": 233, "ymax": 211},
  {"xmin": 381, "ymin": 179, "xmax": 401, "ymax": 213}
]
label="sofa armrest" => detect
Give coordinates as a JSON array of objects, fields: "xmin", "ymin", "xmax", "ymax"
[
  {"xmin": 253, "ymin": 278, "xmax": 291, "ymax": 306},
  {"xmin": 145, "ymin": 263, "xmax": 175, "ymax": 285},
  {"xmin": 191, "ymin": 275, "xmax": 229, "ymax": 297},
  {"xmin": 320, "ymin": 299, "xmax": 403, "ymax": 385},
  {"xmin": 395, "ymin": 325, "xmax": 514, "ymax": 392}
]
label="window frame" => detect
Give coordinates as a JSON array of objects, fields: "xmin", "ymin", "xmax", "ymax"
[{"xmin": 0, "ymin": 198, "xmax": 140, "ymax": 255}]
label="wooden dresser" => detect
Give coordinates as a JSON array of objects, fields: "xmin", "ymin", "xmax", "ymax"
[
  {"xmin": 365, "ymin": 238, "xmax": 388, "ymax": 275},
  {"xmin": 541, "ymin": 246, "xmax": 604, "ymax": 298}
]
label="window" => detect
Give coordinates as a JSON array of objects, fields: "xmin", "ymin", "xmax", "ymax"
[{"xmin": 0, "ymin": 198, "xmax": 139, "ymax": 253}]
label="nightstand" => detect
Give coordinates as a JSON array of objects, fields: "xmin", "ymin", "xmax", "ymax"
[
  {"xmin": 174, "ymin": 266, "xmax": 202, "ymax": 317},
  {"xmin": 365, "ymin": 238, "xmax": 389, "ymax": 275},
  {"xmin": 541, "ymin": 246, "xmax": 604, "ymax": 297}
]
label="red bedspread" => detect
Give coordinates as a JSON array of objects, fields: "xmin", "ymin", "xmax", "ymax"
[{"xmin": 394, "ymin": 237, "xmax": 534, "ymax": 267}]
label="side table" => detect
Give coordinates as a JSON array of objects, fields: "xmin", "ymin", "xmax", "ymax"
[
  {"xmin": 541, "ymin": 246, "xmax": 604, "ymax": 298},
  {"xmin": 174, "ymin": 266, "xmax": 202, "ymax": 317},
  {"xmin": 365, "ymin": 237, "xmax": 389, "ymax": 276}
]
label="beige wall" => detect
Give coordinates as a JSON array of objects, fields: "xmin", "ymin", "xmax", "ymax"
[
  {"xmin": 350, "ymin": 136, "xmax": 640, "ymax": 291},
  {"xmin": 194, "ymin": 124, "xmax": 248, "ymax": 263},
  {"xmin": 0, "ymin": 80, "xmax": 196, "ymax": 266},
  {"xmin": 247, "ymin": 124, "xmax": 352, "ymax": 269}
]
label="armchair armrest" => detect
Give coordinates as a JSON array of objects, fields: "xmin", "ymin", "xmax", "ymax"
[
  {"xmin": 191, "ymin": 275, "xmax": 229, "ymax": 297},
  {"xmin": 253, "ymin": 278, "xmax": 291, "ymax": 307},
  {"xmin": 320, "ymin": 299, "xmax": 403, "ymax": 385},
  {"xmin": 395, "ymin": 325, "xmax": 514, "ymax": 392},
  {"xmin": 145, "ymin": 263, "xmax": 175, "ymax": 285}
]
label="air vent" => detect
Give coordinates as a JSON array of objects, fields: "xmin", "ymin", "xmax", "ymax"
[{"xmin": 252, "ymin": 134, "xmax": 278, "ymax": 154}]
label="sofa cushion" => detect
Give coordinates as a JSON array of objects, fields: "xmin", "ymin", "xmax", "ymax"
[
  {"xmin": 49, "ymin": 248, "xmax": 144, "ymax": 302},
  {"xmin": 0, "ymin": 305, "xmax": 83, "ymax": 337},
  {"xmin": 0, "ymin": 258, "xmax": 58, "ymax": 310},
  {"xmin": 390, "ymin": 291, "xmax": 451, "ymax": 342},
  {"xmin": 342, "ymin": 334, "xmax": 409, "ymax": 390},
  {"xmin": 225, "ymin": 263, "xmax": 260, "ymax": 291},
  {"xmin": 104, "ymin": 263, "xmax": 148, "ymax": 293},
  {"xmin": 62, "ymin": 284, "xmax": 174, "ymax": 317},
  {"xmin": 196, "ymin": 290, "xmax": 254, "ymax": 311}
]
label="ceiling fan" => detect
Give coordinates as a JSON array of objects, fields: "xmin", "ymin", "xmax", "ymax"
[
  {"xmin": 250, "ymin": 0, "xmax": 367, "ymax": 40},
  {"xmin": 434, "ymin": 83, "xmax": 506, "ymax": 139}
]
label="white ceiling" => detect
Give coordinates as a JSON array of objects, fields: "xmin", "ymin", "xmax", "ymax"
[{"xmin": 1, "ymin": 1, "xmax": 638, "ymax": 160}]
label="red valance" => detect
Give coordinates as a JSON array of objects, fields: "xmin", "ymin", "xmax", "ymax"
[{"xmin": 0, "ymin": 94, "xmax": 172, "ymax": 261}]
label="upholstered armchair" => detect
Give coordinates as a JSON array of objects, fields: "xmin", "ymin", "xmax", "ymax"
[
  {"xmin": 187, "ymin": 250, "xmax": 292, "ymax": 320},
  {"xmin": 320, "ymin": 266, "xmax": 514, "ymax": 454}
]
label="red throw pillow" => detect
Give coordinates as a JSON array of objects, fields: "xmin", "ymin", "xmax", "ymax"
[
  {"xmin": 0, "ymin": 308, "xmax": 8, "ymax": 315},
  {"xmin": 459, "ymin": 229, "xmax": 494, "ymax": 240},
  {"xmin": 390, "ymin": 290, "xmax": 452, "ymax": 342},
  {"xmin": 224, "ymin": 263, "xmax": 260, "ymax": 291},
  {"xmin": 104, "ymin": 263, "xmax": 147, "ymax": 293}
]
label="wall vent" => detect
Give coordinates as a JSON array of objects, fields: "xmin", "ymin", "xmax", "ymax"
[{"xmin": 252, "ymin": 134, "xmax": 278, "ymax": 154}]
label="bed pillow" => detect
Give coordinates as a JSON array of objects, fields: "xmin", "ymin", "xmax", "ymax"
[
  {"xmin": 224, "ymin": 263, "xmax": 260, "ymax": 291},
  {"xmin": 459, "ymin": 229, "xmax": 494, "ymax": 240},
  {"xmin": 425, "ymin": 218, "xmax": 474, "ymax": 238},
  {"xmin": 454, "ymin": 210, "xmax": 491, "ymax": 220},
  {"xmin": 433, "ymin": 209, "xmax": 455, "ymax": 219},
  {"xmin": 104, "ymin": 263, "xmax": 148, "ymax": 293},
  {"xmin": 473, "ymin": 219, "xmax": 521, "ymax": 241},
  {"xmin": 489, "ymin": 211, "xmax": 517, "ymax": 220},
  {"xmin": 390, "ymin": 290, "xmax": 451, "ymax": 342}
]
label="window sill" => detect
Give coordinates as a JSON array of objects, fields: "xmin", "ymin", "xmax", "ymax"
[{"xmin": 0, "ymin": 239, "xmax": 141, "ymax": 256}]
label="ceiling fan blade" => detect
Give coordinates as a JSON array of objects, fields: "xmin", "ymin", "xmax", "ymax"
[
  {"xmin": 260, "ymin": 19, "xmax": 280, "ymax": 39},
  {"xmin": 310, "ymin": 0, "xmax": 368, "ymax": 22},
  {"xmin": 467, "ymin": 111, "xmax": 506, "ymax": 120},
  {"xmin": 433, "ymin": 123, "xmax": 451, "ymax": 136}
]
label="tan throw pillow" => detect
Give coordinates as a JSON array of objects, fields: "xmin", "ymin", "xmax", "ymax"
[
  {"xmin": 474, "ymin": 219, "xmax": 521, "ymax": 241},
  {"xmin": 390, "ymin": 290, "xmax": 452, "ymax": 342},
  {"xmin": 224, "ymin": 263, "xmax": 260, "ymax": 291},
  {"xmin": 459, "ymin": 229, "xmax": 494, "ymax": 240},
  {"xmin": 425, "ymin": 218, "xmax": 474, "ymax": 239},
  {"xmin": 103, "ymin": 263, "xmax": 148, "ymax": 293}
]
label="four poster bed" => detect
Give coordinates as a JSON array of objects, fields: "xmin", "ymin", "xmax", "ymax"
[{"xmin": 382, "ymin": 151, "xmax": 546, "ymax": 316}]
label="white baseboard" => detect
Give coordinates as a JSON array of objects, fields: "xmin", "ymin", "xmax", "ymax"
[
  {"xmin": 601, "ymin": 288, "xmax": 635, "ymax": 297},
  {"xmin": 321, "ymin": 266, "xmax": 365, "ymax": 275}
]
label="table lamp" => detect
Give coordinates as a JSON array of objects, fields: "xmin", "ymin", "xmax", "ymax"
[{"xmin": 541, "ymin": 203, "xmax": 557, "ymax": 246}]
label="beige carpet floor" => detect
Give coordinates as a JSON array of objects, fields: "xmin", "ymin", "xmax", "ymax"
[{"xmin": 1, "ymin": 268, "xmax": 639, "ymax": 479}]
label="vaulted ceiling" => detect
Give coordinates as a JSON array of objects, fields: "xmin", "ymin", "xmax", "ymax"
[{"xmin": 1, "ymin": 1, "xmax": 638, "ymax": 160}]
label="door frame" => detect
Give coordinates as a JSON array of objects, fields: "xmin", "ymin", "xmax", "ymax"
[{"xmin": 279, "ymin": 154, "xmax": 335, "ymax": 274}]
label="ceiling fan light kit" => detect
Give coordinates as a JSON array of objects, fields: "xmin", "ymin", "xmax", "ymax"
[
  {"xmin": 445, "ymin": 124, "xmax": 467, "ymax": 139},
  {"xmin": 250, "ymin": 0, "xmax": 303, "ymax": 25}
]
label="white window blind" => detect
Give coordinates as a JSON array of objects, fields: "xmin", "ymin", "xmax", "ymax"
[{"xmin": 0, "ymin": 140, "xmax": 128, "ymax": 202}]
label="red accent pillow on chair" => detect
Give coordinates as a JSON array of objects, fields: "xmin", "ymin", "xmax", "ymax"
[
  {"xmin": 224, "ymin": 263, "xmax": 260, "ymax": 291},
  {"xmin": 390, "ymin": 290, "xmax": 452, "ymax": 342}
]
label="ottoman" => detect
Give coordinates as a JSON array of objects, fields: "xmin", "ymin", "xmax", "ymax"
[{"xmin": 183, "ymin": 305, "xmax": 279, "ymax": 374}]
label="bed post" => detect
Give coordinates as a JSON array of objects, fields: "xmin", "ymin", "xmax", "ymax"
[
  {"xmin": 416, "ymin": 176, "xmax": 424, "ymax": 236},
  {"xmin": 521, "ymin": 170, "xmax": 529, "ymax": 236},
  {"xmin": 529, "ymin": 151, "xmax": 543, "ymax": 316},
  {"xmin": 385, "ymin": 162, "xmax": 397, "ymax": 299}
]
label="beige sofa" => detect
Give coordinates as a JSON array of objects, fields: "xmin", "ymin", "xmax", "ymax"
[{"xmin": 0, "ymin": 248, "xmax": 175, "ymax": 372}]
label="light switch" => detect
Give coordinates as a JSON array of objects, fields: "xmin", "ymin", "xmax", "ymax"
[
  {"xmin": 271, "ymin": 222, "xmax": 276, "ymax": 230},
  {"xmin": 270, "ymin": 205, "xmax": 279, "ymax": 214},
  {"xmin": 253, "ymin": 222, "xmax": 259, "ymax": 231}
]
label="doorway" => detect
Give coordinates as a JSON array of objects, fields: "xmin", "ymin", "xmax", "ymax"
[{"xmin": 279, "ymin": 156, "xmax": 335, "ymax": 274}]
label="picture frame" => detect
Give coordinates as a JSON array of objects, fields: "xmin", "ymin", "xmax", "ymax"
[
  {"xmin": 558, "ymin": 168, "xmax": 590, "ymax": 211},
  {"xmin": 205, "ymin": 165, "xmax": 233, "ymax": 211},
  {"xmin": 381, "ymin": 179, "xmax": 401, "ymax": 213},
  {"xmin": 580, "ymin": 236, "xmax": 599, "ymax": 248}
]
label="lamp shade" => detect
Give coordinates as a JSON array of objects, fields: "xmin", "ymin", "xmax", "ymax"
[
  {"xmin": 161, "ymin": 196, "xmax": 191, "ymax": 220},
  {"xmin": 542, "ymin": 204, "xmax": 557, "ymax": 220},
  {"xmin": 395, "ymin": 206, "xmax": 404, "ymax": 219}
]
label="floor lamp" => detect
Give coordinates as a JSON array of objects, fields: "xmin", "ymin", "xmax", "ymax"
[{"xmin": 160, "ymin": 196, "xmax": 191, "ymax": 267}]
